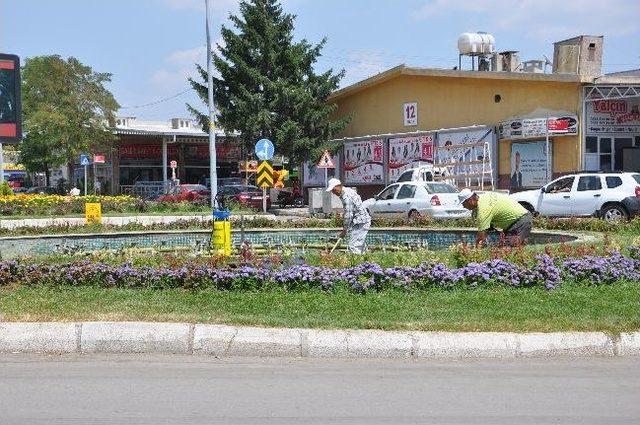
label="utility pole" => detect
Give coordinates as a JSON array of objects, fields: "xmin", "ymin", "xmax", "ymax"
[{"xmin": 205, "ymin": 0, "xmax": 218, "ymax": 209}]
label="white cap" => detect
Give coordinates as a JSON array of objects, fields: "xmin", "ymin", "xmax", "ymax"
[
  {"xmin": 326, "ymin": 178, "xmax": 342, "ymax": 192},
  {"xmin": 458, "ymin": 188, "xmax": 475, "ymax": 203}
]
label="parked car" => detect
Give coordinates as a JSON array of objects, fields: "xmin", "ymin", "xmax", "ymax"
[
  {"xmin": 217, "ymin": 184, "xmax": 271, "ymax": 210},
  {"xmin": 363, "ymin": 181, "xmax": 471, "ymax": 220},
  {"xmin": 158, "ymin": 184, "xmax": 209, "ymax": 203},
  {"xmin": 510, "ymin": 172, "xmax": 640, "ymax": 222},
  {"xmin": 26, "ymin": 186, "xmax": 58, "ymax": 195},
  {"xmin": 396, "ymin": 165, "xmax": 451, "ymax": 183}
]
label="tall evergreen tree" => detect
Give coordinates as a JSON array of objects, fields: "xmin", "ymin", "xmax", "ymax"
[{"xmin": 188, "ymin": 0, "xmax": 348, "ymax": 164}]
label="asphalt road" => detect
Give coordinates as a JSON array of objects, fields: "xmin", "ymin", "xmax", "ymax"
[{"xmin": 1, "ymin": 354, "xmax": 638, "ymax": 425}]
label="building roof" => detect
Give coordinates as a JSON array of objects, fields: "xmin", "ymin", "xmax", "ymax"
[
  {"xmin": 605, "ymin": 69, "xmax": 640, "ymax": 78},
  {"xmin": 113, "ymin": 117, "xmax": 228, "ymax": 137},
  {"xmin": 328, "ymin": 64, "xmax": 588, "ymax": 102}
]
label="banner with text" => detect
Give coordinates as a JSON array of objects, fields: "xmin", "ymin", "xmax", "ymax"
[
  {"xmin": 510, "ymin": 140, "xmax": 553, "ymax": 189},
  {"xmin": 343, "ymin": 139, "xmax": 384, "ymax": 185},
  {"xmin": 387, "ymin": 135, "xmax": 434, "ymax": 182},
  {"xmin": 586, "ymin": 99, "xmax": 640, "ymax": 134}
]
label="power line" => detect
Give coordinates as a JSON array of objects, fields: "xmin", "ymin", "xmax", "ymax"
[{"xmin": 119, "ymin": 88, "xmax": 195, "ymax": 110}]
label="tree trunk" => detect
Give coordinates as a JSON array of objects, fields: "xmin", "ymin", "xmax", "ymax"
[{"xmin": 44, "ymin": 165, "xmax": 50, "ymax": 187}]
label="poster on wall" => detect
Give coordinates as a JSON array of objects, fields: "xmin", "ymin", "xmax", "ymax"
[
  {"xmin": 499, "ymin": 116, "xmax": 578, "ymax": 139},
  {"xmin": 510, "ymin": 141, "xmax": 553, "ymax": 189},
  {"xmin": 302, "ymin": 158, "xmax": 340, "ymax": 187},
  {"xmin": 343, "ymin": 139, "xmax": 384, "ymax": 185},
  {"xmin": 387, "ymin": 135, "xmax": 434, "ymax": 182},
  {"xmin": 435, "ymin": 127, "xmax": 493, "ymax": 178},
  {"xmin": 587, "ymin": 99, "xmax": 640, "ymax": 134}
]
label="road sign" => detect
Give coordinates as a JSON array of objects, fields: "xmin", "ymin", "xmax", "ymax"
[
  {"xmin": 85, "ymin": 203, "xmax": 102, "ymax": 224},
  {"xmin": 80, "ymin": 154, "xmax": 90, "ymax": 166},
  {"xmin": 256, "ymin": 161, "xmax": 274, "ymax": 188},
  {"xmin": 93, "ymin": 154, "xmax": 105, "ymax": 164},
  {"xmin": 255, "ymin": 139, "xmax": 275, "ymax": 161},
  {"xmin": 316, "ymin": 150, "xmax": 335, "ymax": 169},
  {"xmin": 170, "ymin": 160, "xmax": 177, "ymax": 169}
]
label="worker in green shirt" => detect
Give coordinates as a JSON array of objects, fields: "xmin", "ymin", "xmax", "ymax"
[{"xmin": 458, "ymin": 188, "xmax": 532, "ymax": 247}]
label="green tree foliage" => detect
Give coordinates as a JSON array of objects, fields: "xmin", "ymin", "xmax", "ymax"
[
  {"xmin": 189, "ymin": 0, "xmax": 348, "ymax": 163},
  {"xmin": 19, "ymin": 55, "xmax": 119, "ymax": 186}
]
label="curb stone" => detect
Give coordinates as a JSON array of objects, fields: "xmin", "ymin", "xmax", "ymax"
[{"xmin": 0, "ymin": 322, "xmax": 638, "ymax": 358}]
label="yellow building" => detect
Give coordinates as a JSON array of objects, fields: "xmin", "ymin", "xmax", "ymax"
[
  {"xmin": 329, "ymin": 65, "xmax": 585, "ymax": 191},
  {"xmin": 316, "ymin": 36, "xmax": 640, "ymax": 196}
]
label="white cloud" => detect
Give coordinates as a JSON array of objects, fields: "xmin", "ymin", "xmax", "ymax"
[
  {"xmin": 149, "ymin": 37, "xmax": 225, "ymax": 91},
  {"xmin": 413, "ymin": 0, "xmax": 640, "ymax": 39}
]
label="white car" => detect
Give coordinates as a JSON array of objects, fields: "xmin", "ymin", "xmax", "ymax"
[
  {"xmin": 396, "ymin": 165, "xmax": 451, "ymax": 183},
  {"xmin": 363, "ymin": 181, "xmax": 471, "ymax": 220},
  {"xmin": 510, "ymin": 172, "xmax": 640, "ymax": 222}
]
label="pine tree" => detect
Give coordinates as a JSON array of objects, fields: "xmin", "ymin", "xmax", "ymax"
[{"xmin": 188, "ymin": 0, "xmax": 348, "ymax": 164}]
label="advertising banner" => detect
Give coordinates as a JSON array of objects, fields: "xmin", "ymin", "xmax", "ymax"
[
  {"xmin": 510, "ymin": 141, "xmax": 553, "ymax": 189},
  {"xmin": 587, "ymin": 99, "xmax": 640, "ymax": 134},
  {"xmin": 387, "ymin": 135, "xmax": 434, "ymax": 182},
  {"xmin": 435, "ymin": 128, "xmax": 492, "ymax": 173},
  {"xmin": 0, "ymin": 54, "xmax": 21, "ymax": 144},
  {"xmin": 499, "ymin": 116, "xmax": 578, "ymax": 139},
  {"xmin": 343, "ymin": 139, "xmax": 384, "ymax": 185}
]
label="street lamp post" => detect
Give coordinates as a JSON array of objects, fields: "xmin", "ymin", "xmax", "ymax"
[{"xmin": 205, "ymin": 0, "xmax": 218, "ymax": 209}]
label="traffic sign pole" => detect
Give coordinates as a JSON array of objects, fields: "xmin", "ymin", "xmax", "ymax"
[
  {"xmin": 84, "ymin": 164, "xmax": 87, "ymax": 196},
  {"xmin": 263, "ymin": 187, "xmax": 267, "ymax": 213}
]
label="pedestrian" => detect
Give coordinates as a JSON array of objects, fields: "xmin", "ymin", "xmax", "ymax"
[
  {"xmin": 459, "ymin": 188, "xmax": 532, "ymax": 247},
  {"xmin": 326, "ymin": 178, "xmax": 371, "ymax": 254}
]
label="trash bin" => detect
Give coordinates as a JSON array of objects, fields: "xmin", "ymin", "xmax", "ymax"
[{"xmin": 212, "ymin": 209, "xmax": 231, "ymax": 256}]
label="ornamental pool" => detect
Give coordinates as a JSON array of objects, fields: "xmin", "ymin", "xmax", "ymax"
[{"xmin": 0, "ymin": 228, "xmax": 578, "ymax": 259}]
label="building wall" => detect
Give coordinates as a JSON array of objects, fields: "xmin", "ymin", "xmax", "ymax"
[{"xmin": 333, "ymin": 74, "xmax": 583, "ymax": 183}]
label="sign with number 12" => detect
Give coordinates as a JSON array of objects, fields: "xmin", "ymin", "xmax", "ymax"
[{"xmin": 403, "ymin": 102, "xmax": 418, "ymax": 126}]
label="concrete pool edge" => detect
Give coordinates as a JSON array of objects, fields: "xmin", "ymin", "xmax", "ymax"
[{"xmin": 0, "ymin": 321, "xmax": 637, "ymax": 358}]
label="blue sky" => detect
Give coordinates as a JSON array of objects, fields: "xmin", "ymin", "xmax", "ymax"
[{"xmin": 2, "ymin": 0, "xmax": 639, "ymax": 120}]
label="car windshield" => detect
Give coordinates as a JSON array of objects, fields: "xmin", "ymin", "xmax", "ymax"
[
  {"xmin": 633, "ymin": 174, "xmax": 640, "ymax": 184},
  {"xmin": 425, "ymin": 183, "xmax": 457, "ymax": 194}
]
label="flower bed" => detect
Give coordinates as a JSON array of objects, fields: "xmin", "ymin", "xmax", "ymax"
[
  {"xmin": 0, "ymin": 194, "xmax": 210, "ymax": 216},
  {"xmin": 2, "ymin": 249, "xmax": 638, "ymax": 292}
]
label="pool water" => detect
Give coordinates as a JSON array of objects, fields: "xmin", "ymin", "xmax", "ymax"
[{"xmin": 0, "ymin": 229, "xmax": 576, "ymax": 259}]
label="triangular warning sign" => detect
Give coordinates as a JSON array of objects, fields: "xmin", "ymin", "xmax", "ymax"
[{"xmin": 316, "ymin": 150, "xmax": 335, "ymax": 169}]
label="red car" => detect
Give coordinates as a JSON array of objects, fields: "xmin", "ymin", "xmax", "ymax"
[
  {"xmin": 158, "ymin": 184, "xmax": 210, "ymax": 203},
  {"xmin": 218, "ymin": 185, "xmax": 271, "ymax": 210}
]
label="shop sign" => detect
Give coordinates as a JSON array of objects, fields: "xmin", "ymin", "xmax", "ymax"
[
  {"xmin": 343, "ymin": 139, "xmax": 384, "ymax": 185},
  {"xmin": 510, "ymin": 141, "xmax": 553, "ymax": 189},
  {"xmin": 119, "ymin": 143, "xmax": 241, "ymax": 161},
  {"xmin": 587, "ymin": 99, "xmax": 640, "ymax": 134},
  {"xmin": 93, "ymin": 154, "xmax": 106, "ymax": 164},
  {"xmin": 388, "ymin": 135, "xmax": 434, "ymax": 182},
  {"xmin": 499, "ymin": 116, "xmax": 578, "ymax": 139}
]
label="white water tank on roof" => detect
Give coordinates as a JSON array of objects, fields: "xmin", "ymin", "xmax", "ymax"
[{"xmin": 458, "ymin": 32, "xmax": 496, "ymax": 55}]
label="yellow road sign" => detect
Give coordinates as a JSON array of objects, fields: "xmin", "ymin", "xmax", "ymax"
[
  {"xmin": 85, "ymin": 203, "xmax": 102, "ymax": 224},
  {"xmin": 256, "ymin": 161, "xmax": 274, "ymax": 188}
]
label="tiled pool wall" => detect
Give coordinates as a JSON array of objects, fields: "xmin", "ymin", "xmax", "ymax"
[{"xmin": 0, "ymin": 229, "xmax": 575, "ymax": 259}]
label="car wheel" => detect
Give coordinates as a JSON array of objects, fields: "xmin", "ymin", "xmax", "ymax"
[
  {"xmin": 408, "ymin": 209, "xmax": 422, "ymax": 221},
  {"xmin": 602, "ymin": 204, "xmax": 628, "ymax": 222}
]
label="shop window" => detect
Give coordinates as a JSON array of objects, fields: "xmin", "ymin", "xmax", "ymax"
[
  {"xmin": 614, "ymin": 138, "xmax": 633, "ymax": 171},
  {"xmin": 586, "ymin": 137, "xmax": 598, "ymax": 153},
  {"xmin": 600, "ymin": 137, "xmax": 612, "ymax": 153}
]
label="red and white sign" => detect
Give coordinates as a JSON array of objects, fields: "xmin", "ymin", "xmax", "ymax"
[
  {"xmin": 93, "ymin": 154, "xmax": 105, "ymax": 164},
  {"xmin": 316, "ymin": 150, "xmax": 335, "ymax": 169},
  {"xmin": 343, "ymin": 139, "xmax": 384, "ymax": 185},
  {"xmin": 388, "ymin": 135, "xmax": 434, "ymax": 182},
  {"xmin": 587, "ymin": 99, "xmax": 640, "ymax": 134},
  {"xmin": 547, "ymin": 118, "xmax": 569, "ymax": 133},
  {"xmin": 170, "ymin": 160, "xmax": 177, "ymax": 169}
]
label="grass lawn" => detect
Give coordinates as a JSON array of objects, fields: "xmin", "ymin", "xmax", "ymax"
[{"xmin": 2, "ymin": 282, "xmax": 638, "ymax": 333}]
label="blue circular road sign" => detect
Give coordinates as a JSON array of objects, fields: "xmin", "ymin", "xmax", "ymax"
[{"xmin": 255, "ymin": 138, "xmax": 275, "ymax": 161}]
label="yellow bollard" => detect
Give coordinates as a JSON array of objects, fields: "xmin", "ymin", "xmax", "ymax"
[{"xmin": 211, "ymin": 219, "xmax": 231, "ymax": 256}]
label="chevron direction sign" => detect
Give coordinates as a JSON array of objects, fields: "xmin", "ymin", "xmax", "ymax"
[{"xmin": 256, "ymin": 161, "xmax": 274, "ymax": 189}]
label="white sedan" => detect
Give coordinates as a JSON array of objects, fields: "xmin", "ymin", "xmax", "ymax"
[{"xmin": 363, "ymin": 182, "xmax": 471, "ymax": 220}]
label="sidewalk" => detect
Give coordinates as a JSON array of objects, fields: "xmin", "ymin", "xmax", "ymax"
[{"xmin": 1, "ymin": 322, "xmax": 638, "ymax": 358}]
